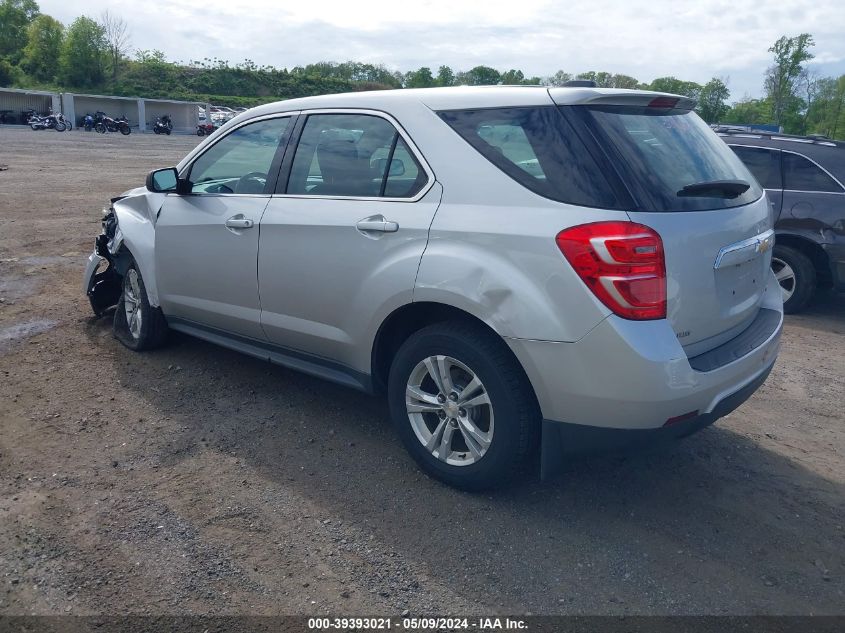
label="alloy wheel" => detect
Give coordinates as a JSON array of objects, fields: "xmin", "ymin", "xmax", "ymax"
[
  {"xmin": 771, "ymin": 256, "xmax": 796, "ymax": 304},
  {"xmin": 123, "ymin": 269, "xmax": 143, "ymax": 340},
  {"xmin": 405, "ymin": 355, "xmax": 494, "ymax": 466}
]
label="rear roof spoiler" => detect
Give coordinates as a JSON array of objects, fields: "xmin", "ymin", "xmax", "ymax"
[{"xmin": 549, "ymin": 88, "xmax": 697, "ymax": 111}]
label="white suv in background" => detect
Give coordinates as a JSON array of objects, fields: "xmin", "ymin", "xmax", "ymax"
[{"xmin": 84, "ymin": 87, "xmax": 783, "ymax": 490}]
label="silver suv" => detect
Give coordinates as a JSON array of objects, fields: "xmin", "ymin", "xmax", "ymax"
[{"xmin": 83, "ymin": 87, "xmax": 783, "ymax": 490}]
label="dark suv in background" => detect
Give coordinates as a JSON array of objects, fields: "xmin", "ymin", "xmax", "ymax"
[{"xmin": 718, "ymin": 128, "xmax": 845, "ymax": 313}]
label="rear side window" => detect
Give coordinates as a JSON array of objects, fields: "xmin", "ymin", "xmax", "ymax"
[
  {"xmin": 580, "ymin": 106, "xmax": 763, "ymax": 212},
  {"xmin": 729, "ymin": 146, "xmax": 782, "ymax": 190},
  {"xmin": 783, "ymin": 152, "xmax": 844, "ymax": 193},
  {"xmin": 438, "ymin": 107, "xmax": 622, "ymax": 209}
]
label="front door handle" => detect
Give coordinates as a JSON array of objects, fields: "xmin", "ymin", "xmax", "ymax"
[
  {"xmin": 225, "ymin": 215, "xmax": 254, "ymax": 230},
  {"xmin": 356, "ymin": 216, "xmax": 399, "ymax": 233}
]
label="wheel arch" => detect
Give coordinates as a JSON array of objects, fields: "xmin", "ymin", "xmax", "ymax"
[
  {"xmin": 775, "ymin": 232, "xmax": 832, "ymax": 287},
  {"xmin": 370, "ymin": 301, "xmax": 540, "ymax": 410}
]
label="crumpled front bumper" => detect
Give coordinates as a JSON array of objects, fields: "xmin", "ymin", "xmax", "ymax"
[{"xmin": 83, "ymin": 247, "xmax": 121, "ymax": 317}]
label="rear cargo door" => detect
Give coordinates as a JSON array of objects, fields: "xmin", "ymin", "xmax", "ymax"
[{"xmin": 569, "ymin": 103, "xmax": 774, "ymax": 355}]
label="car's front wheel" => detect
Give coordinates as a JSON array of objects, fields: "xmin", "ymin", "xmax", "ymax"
[
  {"xmin": 388, "ymin": 322, "xmax": 538, "ymax": 490},
  {"xmin": 113, "ymin": 259, "xmax": 168, "ymax": 350}
]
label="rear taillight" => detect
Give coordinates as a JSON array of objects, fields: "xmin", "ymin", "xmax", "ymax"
[{"xmin": 555, "ymin": 221, "xmax": 666, "ymax": 320}]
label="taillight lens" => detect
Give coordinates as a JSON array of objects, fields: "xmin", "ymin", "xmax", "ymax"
[{"xmin": 556, "ymin": 221, "xmax": 666, "ymax": 320}]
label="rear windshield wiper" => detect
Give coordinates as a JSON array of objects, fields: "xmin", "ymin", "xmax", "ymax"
[{"xmin": 677, "ymin": 180, "xmax": 750, "ymax": 199}]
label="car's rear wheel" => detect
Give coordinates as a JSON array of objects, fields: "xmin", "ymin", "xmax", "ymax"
[
  {"xmin": 388, "ymin": 321, "xmax": 538, "ymax": 491},
  {"xmin": 772, "ymin": 245, "xmax": 815, "ymax": 314},
  {"xmin": 113, "ymin": 260, "xmax": 168, "ymax": 350}
]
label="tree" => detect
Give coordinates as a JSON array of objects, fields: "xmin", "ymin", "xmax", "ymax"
[
  {"xmin": 697, "ymin": 77, "xmax": 730, "ymax": 123},
  {"xmin": 648, "ymin": 76, "xmax": 702, "ymax": 99},
  {"xmin": 723, "ymin": 98, "xmax": 772, "ymax": 125},
  {"xmin": 0, "ymin": 58, "xmax": 18, "ymax": 86},
  {"xmin": 21, "ymin": 14, "xmax": 63, "ymax": 81},
  {"xmin": 58, "ymin": 16, "xmax": 106, "ymax": 87},
  {"xmin": 405, "ymin": 66, "xmax": 434, "ymax": 88},
  {"xmin": 0, "ymin": 0, "xmax": 39, "ymax": 63},
  {"xmin": 100, "ymin": 10, "xmax": 129, "ymax": 82},
  {"xmin": 500, "ymin": 68, "xmax": 524, "ymax": 84},
  {"xmin": 764, "ymin": 33, "xmax": 814, "ymax": 127},
  {"xmin": 457, "ymin": 65, "xmax": 500, "ymax": 86},
  {"xmin": 435, "ymin": 65, "xmax": 454, "ymax": 87},
  {"xmin": 545, "ymin": 70, "xmax": 572, "ymax": 86}
]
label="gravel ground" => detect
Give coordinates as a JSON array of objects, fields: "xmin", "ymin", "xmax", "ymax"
[{"xmin": 0, "ymin": 126, "xmax": 843, "ymax": 617}]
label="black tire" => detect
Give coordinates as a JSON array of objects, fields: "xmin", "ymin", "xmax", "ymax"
[
  {"xmin": 197, "ymin": 129, "xmax": 204, "ymax": 136},
  {"xmin": 153, "ymin": 127, "xmax": 160, "ymax": 134},
  {"xmin": 54, "ymin": 121, "xmax": 66, "ymax": 132},
  {"xmin": 772, "ymin": 244, "xmax": 815, "ymax": 314},
  {"xmin": 165, "ymin": 129, "xmax": 171, "ymax": 135},
  {"xmin": 120, "ymin": 124, "xmax": 131, "ymax": 135},
  {"xmin": 95, "ymin": 123, "xmax": 106, "ymax": 134},
  {"xmin": 113, "ymin": 258, "xmax": 168, "ymax": 351},
  {"xmin": 388, "ymin": 321, "xmax": 539, "ymax": 491}
]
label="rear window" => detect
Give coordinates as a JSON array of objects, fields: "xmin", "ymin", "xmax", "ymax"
[
  {"xmin": 438, "ymin": 107, "xmax": 623, "ymax": 209},
  {"xmin": 581, "ymin": 106, "xmax": 763, "ymax": 212}
]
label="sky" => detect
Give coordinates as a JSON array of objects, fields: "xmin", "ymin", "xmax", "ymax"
[{"xmin": 36, "ymin": 0, "xmax": 845, "ymax": 101}]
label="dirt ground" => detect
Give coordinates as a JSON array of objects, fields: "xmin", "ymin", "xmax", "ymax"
[{"xmin": 0, "ymin": 126, "xmax": 843, "ymax": 617}]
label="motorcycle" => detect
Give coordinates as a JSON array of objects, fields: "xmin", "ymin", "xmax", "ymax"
[
  {"xmin": 153, "ymin": 114, "xmax": 173, "ymax": 135},
  {"xmin": 29, "ymin": 112, "xmax": 67, "ymax": 132},
  {"xmin": 21, "ymin": 108, "xmax": 37, "ymax": 124},
  {"xmin": 94, "ymin": 112, "xmax": 131, "ymax": 135},
  {"xmin": 82, "ymin": 113, "xmax": 95, "ymax": 131},
  {"xmin": 196, "ymin": 123, "xmax": 216, "ymax": 136},
  {"xmin": 56, "ymin": 112, "xmax": 71, "ymax": 131}
]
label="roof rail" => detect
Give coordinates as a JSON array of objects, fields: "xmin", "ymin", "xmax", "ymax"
[
  {"xmin": 713, "ymin": 125, "xmax": 842, "ymax": 147},
  {"xmin": 563, "ymin": 80, "xmax": 598, "ymax": 88}
]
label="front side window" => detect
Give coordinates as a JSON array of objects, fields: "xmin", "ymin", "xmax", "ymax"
[
  {"xmin": 285, "ymin": 113, "xmax": 427, "ymax": 198},
  {"xmin": 783, "ymin": 152, "xmax": 844, "ymax": 193},
  {"xmin": 729, "ymin": 145, "xmax": 782, "ymax": 190},
  {"xmin": 188, "ymin": 117, "xmax": 290, "ymax": 194}
]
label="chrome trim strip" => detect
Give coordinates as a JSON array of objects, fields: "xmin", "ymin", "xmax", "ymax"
[{"xmin": 714, "ymin": 228, "xmax": 775, "ymax": 270}]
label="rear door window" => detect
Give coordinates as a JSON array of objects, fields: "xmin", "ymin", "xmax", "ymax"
[
  {"xmin": 579, "ymin": 106, "xmax": 762, "ymax": 211},
  {"xmin": 782, "ymin": 152, "xmax": 844, "ymax": 193},
  {"xmin": 285, "ymin": 113, "xmax": 427, "ymax": 198},
  {"xmin": 729, "ymin": 145, "xmax": 782, "ymax": 190},
  {"xmin": 438, "ymin": 107, "xmax": 623, "ymax": 209}
]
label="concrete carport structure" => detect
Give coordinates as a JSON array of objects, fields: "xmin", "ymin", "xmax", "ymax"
[
  {"xmin": 61, "ymin": 93, "xmax": 208, "ymax": 134},
  {"xmin": 0, "ymin": 88, "xmax": 61, "ymax": 124}
]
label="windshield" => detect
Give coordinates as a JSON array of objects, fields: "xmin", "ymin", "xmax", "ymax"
[{"xmin": 578, "ymin": 106, "xmax": 763, "ymax": 212}]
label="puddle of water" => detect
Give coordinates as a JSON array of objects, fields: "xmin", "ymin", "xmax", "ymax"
[{"xmin": 0, "ymin": 318, "xmax": 58, "ymax": 351}]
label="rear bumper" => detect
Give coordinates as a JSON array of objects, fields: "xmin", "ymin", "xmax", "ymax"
[
  {"xmin": 821, "ymin": 240, "xmax": 845, "ymax": 292},
  {"xmin": 504, "ymin": 269, "xmax": 783, "ymax": 477},
  {"xmin": 540, "ymin": 361, "xmax": 773, "ymax": 475}
]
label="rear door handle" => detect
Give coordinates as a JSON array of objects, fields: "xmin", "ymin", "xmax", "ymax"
[
  {"xmin": 356, "ymin": 216, "xmax": 398, "ymax": 233},
  {"xmin": 225, "ymin": 215, "xmax": 254, "ymax": 230}
]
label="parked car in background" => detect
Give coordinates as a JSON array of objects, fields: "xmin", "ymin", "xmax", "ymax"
[
  {"xmin": 718, "ymin": 128, "xmax": 845, "ymax": 313},
  {"xmin": 83, "ymin": 87, "xmax": 782, "ymax": 490}
]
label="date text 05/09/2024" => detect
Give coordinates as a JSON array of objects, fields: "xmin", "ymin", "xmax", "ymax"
[{"xmin": 307, "ymin": 617, "xmax": 528, "ymax": 630}]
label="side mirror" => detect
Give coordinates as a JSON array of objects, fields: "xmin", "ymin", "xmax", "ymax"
[
  {"xmin": 373, "ymin": 157, "xmax": 405, "ymax": 177},
  {"xmin": 146, "ymin": 167, "xmax": 181, "ymax": 193}
]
